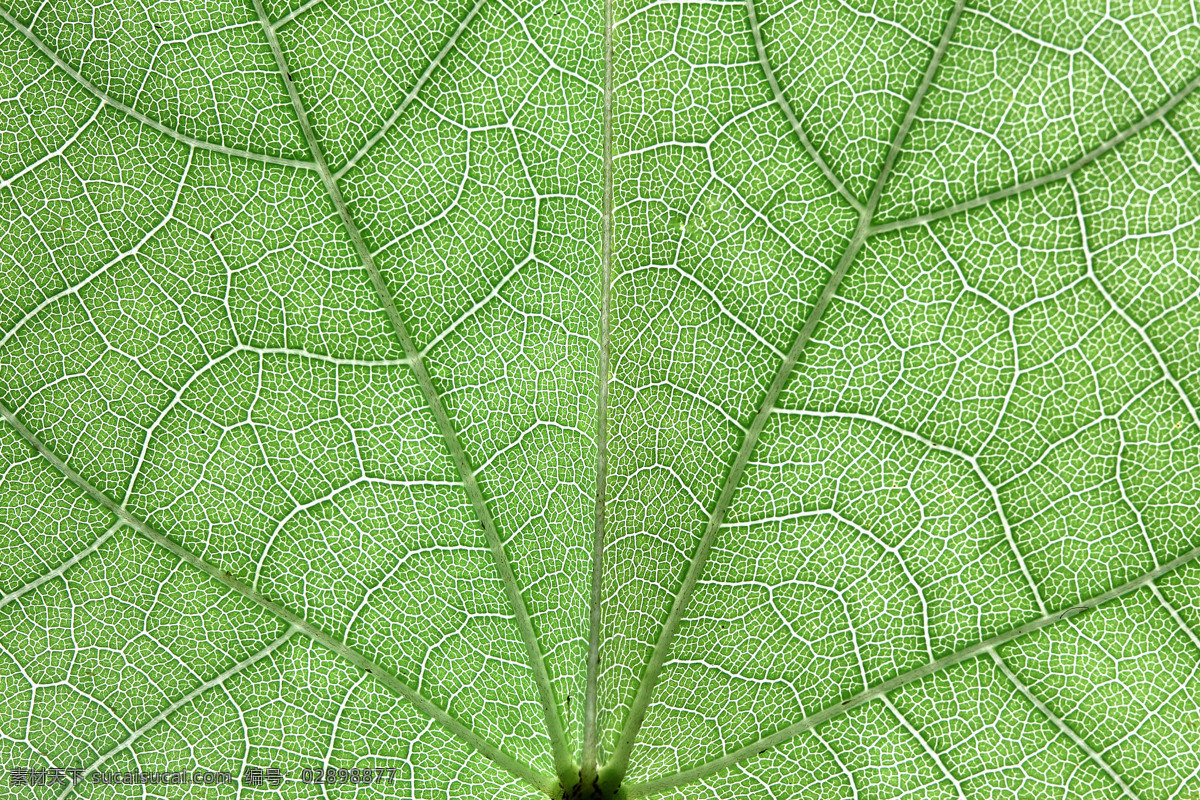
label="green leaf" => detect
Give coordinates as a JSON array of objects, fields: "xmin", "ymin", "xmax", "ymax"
[{"xmin": 0, "ymin": 0, "xmax": 1198, "ymax": 797}]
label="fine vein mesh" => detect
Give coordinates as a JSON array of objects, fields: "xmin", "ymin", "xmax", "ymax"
[{"xmin": 0, "ymin": 0, "xmax": 1198, "ymax": 794}]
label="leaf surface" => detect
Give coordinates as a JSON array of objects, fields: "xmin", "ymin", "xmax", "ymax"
[{"xmin": 0, "ymin": 0, "xmax": 1198, "ymax": 797}]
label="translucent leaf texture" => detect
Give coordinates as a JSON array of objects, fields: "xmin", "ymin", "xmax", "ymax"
[{"xmin": 0, "ymin": 0, "xmax": 1198, "ymax": 796}]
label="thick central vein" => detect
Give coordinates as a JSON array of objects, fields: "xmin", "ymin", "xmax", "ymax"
[
  {"xmin": 582, "ymin": 0, "xmax": 615, "ymax": 784},
  {"xmin": 250, "ymin": 1, "xmax": 574, "ymax": 783},
  {"xmin": 601, "ymin": 0, "xmax": 968, "ymax": 785}
]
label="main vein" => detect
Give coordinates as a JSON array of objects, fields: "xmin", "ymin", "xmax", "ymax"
[
  {"xmin": 249, "ymin": 1, "xmax": 575, "ymax": 783},
  {"xmin": 0, "ymin": 402, "xmax": 555, "ymax": 796},
  {"xmin": 610, "ymin": 10, "xmax": 1200, "ymax": 794},
  {"xmin": 601, "ymin": 0, "xmax": 967, "ymax": 785},
  {"xmin": 582, "ymin": 0, "xmax": 615, "ymax": 783},
  {"xmin": 621, "ymin": 539, "xmax": 1200, "ymax": 796}
]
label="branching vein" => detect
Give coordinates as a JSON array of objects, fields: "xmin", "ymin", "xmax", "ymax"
[
  {"xmin": 55, "ymin": 628, "xmax": 300, "ymax": 800},
  {"xmin": 332, "ymin": 0, "xmax": 487, "ymax": 180},
  {"xmin": 870, "ymin": 71, "xmax": 1200, "ymax": 236},
  {"xmin": 0, "ymin": 6, "xmax": 317, "ymax": 171},
  {"xmin": 0, "ymin": 403, "xmax": 557, "ymax": 796},
  {"xmin": 744, "ymin": 0, "xmax": 866, "ymax": 213},
  {"xmin": 0, "ymin": 520, "xmax": 123, "ymax": 611},
  {"xmin": 989, "ymin": 648, "xmax": 1142, "ymax": 800},
  {"xmin": 602, "ymin": 0, "xmax": 968, "ymax": 786},
  {"xmin": 624, "ymin": 538, "xmax": 1200, "ymax": 796},
  {"xmin": 250, "ymin": 0, "xmax": 575, "ymax": 784}
]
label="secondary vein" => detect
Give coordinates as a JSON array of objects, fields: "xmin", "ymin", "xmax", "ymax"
[
  {"xmin": 744, "ymin": 0, "xmax": 866, "ymax": 213},
  {"xmin": 989, "ymin": 649, "xmax": 1142, "ymax": 800},
  {"xmin": 0, "ymin": 6, "xmax": 317, "ymax": 172},
  {"xmin": 331, "ymin": 0, "xmax": 487, "ymax": 180},
  {"xmin": 249, "ymin": 0, "xmax": 575, "ymax": 784},
  {"xmin": 0, "ymin": 520, "xmax": 123, "ymax": 611},
  {"xmin": 868, "ymin": 70, "xmax": 1200, "ymax": 236},
  {"xmin": 55, "ymin": 628, "xmax": 301, "ymax": 800}
]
